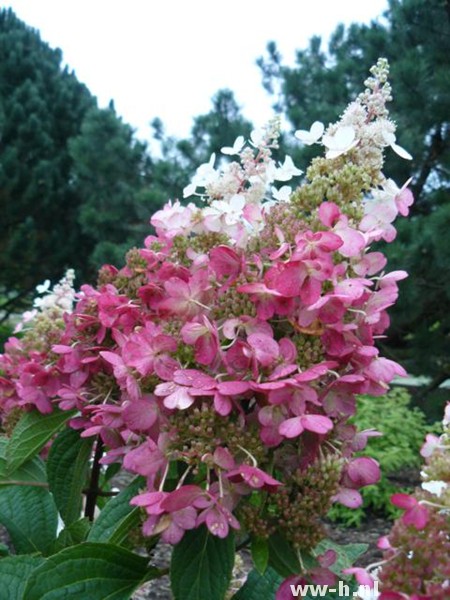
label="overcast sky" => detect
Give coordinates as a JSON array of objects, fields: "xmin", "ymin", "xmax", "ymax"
[{"xmin": 5, "ymin": 0, "xmax": 388, "ymax": 142}]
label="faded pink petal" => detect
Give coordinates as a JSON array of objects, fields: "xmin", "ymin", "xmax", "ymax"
[
  {"xmin": 247, "ymin": 333, "xmax": 279, "ymax": 366},
  {"xmin": 161, "ymin": 485, "xmax": 205, "ymax": 512},
  {"xmin": 420, "ymin": 433, "xmax": 440, "ymax": 458},
  {"xmin": 163, "ymin": 386, "xmax": 195, "ymax": 410},
  {"xmin": 377, "ymin": 536, "xmax": 391, "ymax": 550},
  {"xmin": 214, "ymin": 391, "xmax": 232, "ymax": 415},
  {"xmin": 342, "ymin": 567, "xmax": 375, "ymax": 587},
  {"xmin": 173, "ymin": 369, "xmax": 216, "ymax": 389},
  {"xmin": 205, "ymin": 507, "xmax": 229, "ymax": 538},
  {"xmin": 333, "ymin": 488, "xmax": 363, "ymax": 508},
  {"xmin": 217, "ymin": 380, "xmax": 250, "ymax": 395},
  {"xmin": 395, "ymin": 187, "xmax": 414, "ymax": 216},
  {"xmin": 227, "ymin": 465, "xmax": 282, "ymax": 492},
  {"xmin": 317, "ymin": 549, "xmax": 337, "ymax": 568},
  {"xmin": 347, "ymin": 457, "xmax": 381, "ymax": 487},
  {"xmin": 213, "ymin": 447, "xmax": 235, "ymax": 470},
  {"xmin": 279, "ymin": 416, "xmax": 304, "ymax": 438}
]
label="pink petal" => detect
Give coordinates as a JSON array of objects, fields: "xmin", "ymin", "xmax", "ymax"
[
  {"xmin": 342, "ymin": 567, "xmax": 375, "ymax": 587},
  {"xmin": 300, "ymin": 414, "xmax": 333, "ymax": 434},
  {"xmin": 205, "ymin": 509, "xmax": 229, "ymax": 538},
  {"xmin": 123, "ymin": 398, "xmax": 158, "ymax": 431},
  {"xmin": 279, "ymin": 416, "xmax": 304, "ymax": 438},
  {"xmin": 334, "ymin": 488, "xmax": 362, "ymax": 508},
  {"xmin": 403, "ymin": 504, "xmax": 429, "ymax": 530},
  {"xmin": 317, "ymin": 549, "xmax": 337, "ymax": 568},
  {"xmin": 391, "ymin": 493, "xmax": 417, "ymax": 510},
  {"xmin": 217, "ymin": 380, "xmax": 250, "ymax": 395},
  {"xmin": 377, "ymin": 536, "xmax": 391, "ymax": 550},
  {"xmin": 318, "ymin": 202, "xmax": 340, "ymax": 227},
  {"xmin": 214, "ymin": 392, "xmax": 233, "ymax": 416},
  {"xmin": 161, "ymin": 485, "xmax": 205, "ymax": 512},
  {"xmin": 173, "ymin": 369, "xmax": 216, "ymax": 389},
  {"xmin": 164, "ymin": 387, "xmax": 194, "ymax": 410},
  {"xmin": 209, "ymin": 245, "xmax": 241, "ymax": 278},
  {"xmin": 213, "ymin": 447, "xmax": 235, "ymax": 470},
  {"xmin": 347, "ymin": 457, "xmax": 381, "ymax": 486},
  {"xmin": 247, "ymin": 333, "xmax": 279, "ymax": 366}
]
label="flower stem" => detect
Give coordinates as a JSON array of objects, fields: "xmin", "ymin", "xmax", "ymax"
[{"xmin": 84, "ymin": 437, "xmax": 104, "ymax": 521}]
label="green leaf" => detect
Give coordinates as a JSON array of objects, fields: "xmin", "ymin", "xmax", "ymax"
[
  {"xmin": 0, "ymin": 542, "xmax": 10, "ymax": 556},
  {"xmin": 0, "ymin": 437, "xmax": 47, "ymax": 485},
  {"xmin": 251, "ymin": 536, "xmax": 269, "ymax": 575},
  {"xmin": 232, "ymin": 567, "xmax": 283, "ymax": 600},
  {"xmin": 0, "ymin": 485, "xmax": 58, "ymax": 554},
  {"xmin": 268, "ymin": 532, "xmax": 302, "ymax": 578},
  {"xmin": 0, "ymin": 555, "xmax": 45, "ymax": 600},
  {"xmin": 171, "ymin": 526, "xmax": 235, "ymax": 600},
  {"xmin": 314, "ymin": 540, "xmax": 368, "ymax": 578},
  {"xmin": 51, "ymin": 518, "xmax": 91, "ymax": 553},
  {"xmin": 6, "ymin": 409, "xmax": 76, "ymax": 475},
  {"xmin": 22, "ymin": 542, "xmax": 159, "ymax": 600},
  {"xmin": 46, "ymin": 427, "xmax": 93, "ymax": 525},
  {"xmin": 88, "ymin": 476, "xmax": 144, "ymax": 545}
]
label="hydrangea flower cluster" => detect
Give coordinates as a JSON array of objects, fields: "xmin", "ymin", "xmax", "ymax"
[
  {"xmin": 361, "ymin": 404, "xmax": 450, "ymax": 599},
  {"xmin": 0, "ymin": 60, "xmax": 413, "ymax": 580}
]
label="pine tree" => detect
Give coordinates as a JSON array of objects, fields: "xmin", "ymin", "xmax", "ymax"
[
  {"xmin": 69, "ymin": 103, "xmax": 159, "ymax": 267},
  {"xmin": 0, "ymin": 9, "xmax": 95, "ymax": 313}
]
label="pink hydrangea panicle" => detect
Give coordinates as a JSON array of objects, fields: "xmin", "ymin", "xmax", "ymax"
[{"xmin": 0, "ymin": 60, "xmax": 416, "ymax": 567}]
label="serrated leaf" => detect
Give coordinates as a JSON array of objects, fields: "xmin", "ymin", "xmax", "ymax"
[
  {"xmin": 0, "ymin": 437, "xmax": 47, "ymax": 485},
  {"xmin": 0, "ymin": 555, "xmax": 45, "ymax": 599},
  {"xmin": 268, "ymin": 532, "xmax": 302, "ymax": 578},
  {"xmin": 314, "ymin": 540, "xmax": 368, "ymax": 578},
  {"xmin": 46, "ymin": 427, "xmax": 93, "ymax": 525},
  {"xmin": 0, "ymin": 485, "xmax": 58, "ymax": 554},
  {"xmin": 88, "ymin": 476, "xmax": 144, "ymax": 545},
  {"xmin": 22, "ymin": 542, "xmax": 159, "ymax": 600},
  {"xmin": 6, "ymin": 409, "xmax": 76, "ymax": 475},
  {"xmin": 232, "ymin": 566, "xmax": 283, "ymax": 600},
  {"xmin": 251, "ymin": 536, "xmax": 269, "ymax": 575},
  {"xmin": 171, "ymin": 526, "xmax": 235, "ymax": 600},
  {"xmin": 51, "ymin": 517, "xmax": 91, "ymax": 553}
]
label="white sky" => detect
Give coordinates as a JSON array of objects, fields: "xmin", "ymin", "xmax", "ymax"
[{"xmin": 4, "ymin": 0, "xmax": 388, "ymax": 143}]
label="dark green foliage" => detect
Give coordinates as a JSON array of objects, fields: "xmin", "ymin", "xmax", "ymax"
[
  {"xmin": 170, "ymin": 526, "xmax": 235, "ymax": 600},
  {"xmin": 69, "ymin": 103, "xmax": 161, "ymax": 268},
  {"xmin": 0, "ymin": 9, "xmax": 166, "ymax": 316},
  {"xmin": 0, "ymin": 8, "xmax": 95, "ymax": 305},
  {"xmin": 329, "ymin": 388, "xmax": 436, "ymax": 526}
]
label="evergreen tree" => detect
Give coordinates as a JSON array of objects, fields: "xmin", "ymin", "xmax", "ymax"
[
  {"xmin": 0, "ymin": 8, "xmax": 95, "ymax": 314},
  {"xmin": 69, "ymin": 103, "xmax": 160, "ymax": 267}
]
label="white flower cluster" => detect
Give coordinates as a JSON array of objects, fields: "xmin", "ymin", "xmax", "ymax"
[
  {"xmin": 151, "ymin": 119, "xmax": 302, "ymax": 247},
  {"xmin": 295, "ymin": 59, "xmax": 412, "ymax": 164},
  {"xmin": 14, "ymin": 269, "xmax": 77, "ymax": 333}
]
